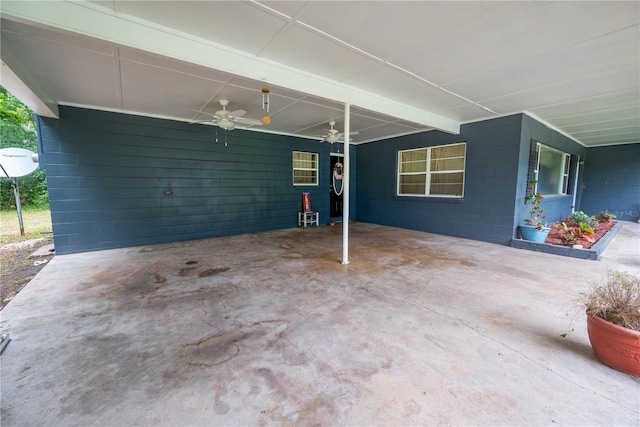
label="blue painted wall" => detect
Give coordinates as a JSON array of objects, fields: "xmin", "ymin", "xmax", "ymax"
[
  {"xmin": 579, "ymin": 143, "xmax": 640, "ymax": 221},
  {"xmin": 516, "ymin": 114, "xmax": 587, "ymax": 228},
  {"xmin": 356, "ymin": 113, "xmax": 589, "ymax": 245},
  {"xmin": 38, "ymin": 106, "xmax": 355, "ymax": 254},
  {"xmin": 356, "ymin": 114, "xmax": 523, "ymax": 245},
  {"xmin": 38, "ymin": 106, "xmax": 633, "ymax": 254}
]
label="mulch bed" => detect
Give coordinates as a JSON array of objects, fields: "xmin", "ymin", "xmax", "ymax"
[{"xmin": 545, "ymin": 220, "xmax": 617, "ymax": 249}]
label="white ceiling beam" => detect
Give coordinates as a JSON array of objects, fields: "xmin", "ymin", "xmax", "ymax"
[
  {"xmin": 1, "ymin": 36, "xmax": 59, "ymax": 118},
  {"xmin": 0, "ymin": 0, "xmax": 460, "ymax": 134}
]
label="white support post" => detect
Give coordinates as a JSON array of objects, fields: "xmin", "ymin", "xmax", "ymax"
[{"xmin": 342, "ymin": 103, "xmax": 350, "ymax": 265}]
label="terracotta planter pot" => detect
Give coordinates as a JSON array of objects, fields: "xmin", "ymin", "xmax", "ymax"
[{"xmin": 586, "ymin": 312, "xmax": 640, "ymax": 376}]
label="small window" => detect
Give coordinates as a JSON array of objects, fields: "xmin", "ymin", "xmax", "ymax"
[
  {"xmin": 397, "ymin": 142, "xmax": 466, "ymax": 197},
  {"xmin": 293, "ymin": 151, "xmax": 318, "ymax": 186},
  {"xmin": 534, "ymin": 143, "xmax": 571, "ymax": 195}
]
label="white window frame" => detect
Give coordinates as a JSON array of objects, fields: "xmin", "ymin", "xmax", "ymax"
[
  {"xmin": 292, "ymin": 151, "xmax": 319, "ymax": 186},
  {"xmin": 561, "ymin": 153, "xmax": 571, "ymax": 194},
  {"xmin": 397, "ymin": 142, "xmax": 466, "ymax": 198},
  {"xmin": 533, "ymin": 143, "xmax": 571, "ymax": 196}
]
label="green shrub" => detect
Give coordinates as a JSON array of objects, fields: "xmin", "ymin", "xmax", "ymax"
[
  {"xmin": 0, "ymin": 86, "xmax": 49, "ymax": 210},
  {"xmin": 570, "ymin": 211, "xmax": 598, "ymax": 228},
  {"xmin": 594, "ymin": 210, "xmax": 617, "ymax": 222}
]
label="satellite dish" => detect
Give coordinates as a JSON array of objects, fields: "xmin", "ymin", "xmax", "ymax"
[{"xmin": 0, "ymin": 147, "xmax": 39, "ymax": 178}]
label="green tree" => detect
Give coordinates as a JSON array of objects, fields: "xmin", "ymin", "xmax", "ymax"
[{"xmin": 0, "ymin": 86, "xmax": 49, "ymax": 209}]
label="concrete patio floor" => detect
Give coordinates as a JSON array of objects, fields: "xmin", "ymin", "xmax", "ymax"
[{"xmin": 1, "ymin": 222, "xmax": 639, "ymax": 426}]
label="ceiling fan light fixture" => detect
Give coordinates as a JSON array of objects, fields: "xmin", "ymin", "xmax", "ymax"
[{"xmin": 218, "ymin": 119, "xmax": 235, "ymax": 130}]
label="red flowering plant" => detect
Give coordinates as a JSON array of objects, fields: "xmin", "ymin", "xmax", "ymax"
[{"xmin": 524, "ymin": 180, "xmax": 548, "ymax": 229}]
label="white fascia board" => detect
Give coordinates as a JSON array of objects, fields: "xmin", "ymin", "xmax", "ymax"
[
  {"xmin": 0, "ymin": 1, "xmax": 460, "ymax": 134},
  {"xmin": 0, "ymin": 40, "xmax": 59, "ymax": 118}
]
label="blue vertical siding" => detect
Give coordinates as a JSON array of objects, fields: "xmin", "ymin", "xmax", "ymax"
[
  {"xmin": 38, "ymin": 106, "xmax": 354, "ymax": 254},
  {"xmin": 356, "ymin": 115, "xmax": 523, "ymax": 245},
  {"xmin": 580, "ymin": 143, "xmax": 640, "ymax": 221}
]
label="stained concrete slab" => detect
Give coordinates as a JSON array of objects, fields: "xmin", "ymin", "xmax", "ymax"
[
  {"xmin": 1, "ymin": 222, "xmax": 639, "ymax": 426},
  {"xmin": 28, "ymin": 243, "xmax": 55, "ymax": 258}
]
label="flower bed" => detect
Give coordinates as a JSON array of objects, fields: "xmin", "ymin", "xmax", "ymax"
[
  {"xmin": 512, "ymin": 220, "xmax": 623, "ymax": 260},
  {"xmin": 545, "ymin": 219, "xmax": 617, "ymax": 249}
]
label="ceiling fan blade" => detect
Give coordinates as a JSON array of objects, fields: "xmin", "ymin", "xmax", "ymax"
[
  {"xmin": 336, "ymin": 131, "xmax": 359, "ymax": 138},
  {"xmin": 192, "ymin": 109, "xmax": 218, "ymax": 119},
  {"xmin": 234, "ymin": 117, "xmax": 263, "ymax": 126},
  {"xmin": 227, "ymin": 109, "xmax": 246, "ymax": 119}
]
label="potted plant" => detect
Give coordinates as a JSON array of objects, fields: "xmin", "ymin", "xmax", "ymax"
[
  {"xmin": 520, "ymin": 180, "xmax": 550, "ymax": 242},
  {"xmin": 582, "ymin": 270, "xmax": 640, "ymax": 376}
]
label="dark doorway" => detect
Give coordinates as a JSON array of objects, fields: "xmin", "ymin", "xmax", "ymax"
[{"xmin": 330, "ymin": 154, "xmax": 344, "ymax": 220}]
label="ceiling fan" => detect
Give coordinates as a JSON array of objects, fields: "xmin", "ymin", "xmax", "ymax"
[
  {"xmin": 318, "ymin": 121, "xmax": 359, "ymax": 143},
  {"xmin": 197, "ymin": 99, "xmax": 263, "ymax": 130}
]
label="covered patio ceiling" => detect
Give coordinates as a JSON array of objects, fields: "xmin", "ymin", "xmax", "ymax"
[{"xmin": 1, "ymin": 1, "xmax": 638, "ymax": 147}]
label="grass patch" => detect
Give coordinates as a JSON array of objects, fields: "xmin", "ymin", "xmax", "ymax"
[{"xmin": 0, "ymin": 208, "xmax": 53, "ymax": 244}]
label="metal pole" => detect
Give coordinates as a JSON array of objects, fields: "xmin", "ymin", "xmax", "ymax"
[
  {"xmin": 12, "ymin": 178, "xmax": 25, "ymax": 236},
  {"xmin": 342, "ymin": 103, "xmax": 350, "ymax": 265}
]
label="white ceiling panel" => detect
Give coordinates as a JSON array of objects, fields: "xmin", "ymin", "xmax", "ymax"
[
  {"xmin": 529, "ymin": 91, "xmax": 640, "ymax": 120},
  {"xmin": 259, "ymin": 23, "xmax": 380, "ymax": 82},
  {"xmin": 116, "ymin": 1, "xmax": 289, "ymax": 55},
  {"xmin": 203, "ymin": 81, "xmax": 271, "ymax": 119},
  {"xmin": 482, "ymin": 68, "xmax": 639, "ymax": 114},
  {"xmin": 356, "ymin": 124, "xmax": 428, "ymax": 144},
  {"xmin": 573, "ymin": 128, "xmax": 640, "ymax": 145},
  {"xmin": 259, "ymin": 1, "xmax": 307, "ymax": 18},
  {"xmin": 2, "ymin": 25, "xmax": 120, "ymax": 108},
  {"xmin": 395, "ymin": 1, "xmax": 640, "ymax": 86},
  {"xmin": 444, "ymin": 26, "xmax": 640, "ymax": 103},
  {"xmin": 0, "ymin": 16, "xmax": 112, "ymax": 54},
  {"xmin": 289, "ymin": 1, "xmax": 499, "ymax": 62},
  {"xmin": 547, "ymin": 107, "xmax": 640, "ymax": 128},
  {"xmin": 118, "ymin": 48, "xmax": 237, "ymax": 84},
  {"xmin": 559, "ymin": 117, "xmax": 640, "ymax": 133},
  {"xmin": 401, "ymin": 87, "xmax": 473, "ymax": 117},
  {"xmin": 342, "ymin": 65, "xmax": 477, "ymax": 116},
  {"xmin": 303, "ymin": 112, "xmax": 397, "ymax": 138},
  {"xmin": 342, "ymin": 64, "xmax": 436, "ymax": 103},
  {"xmin": 263, "ymin": 100, "xmax": 342, "ymax": 134},
  {"xmin": 119, "ymin": 61, "xmax": 223, "ymax": 118},
  {"xmin": 1, "ymin": 1, "xmax": 638, "ymax": 147}
]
